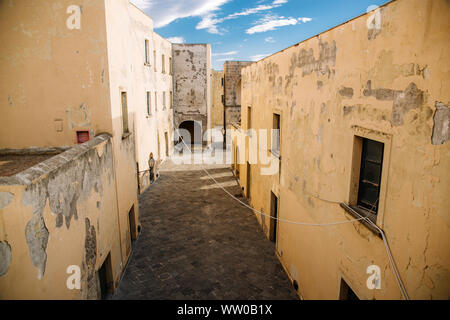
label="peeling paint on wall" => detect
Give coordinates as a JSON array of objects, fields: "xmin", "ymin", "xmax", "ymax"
[
  {"xmin": 0, "ymin": 241, "xmax": 12, "ymax": 277},
  {"xmin": 19, "ymin": 135, "xmax": 113, "ymax": 279},
  {"xmin": 25, "ymin": 213, "xmax": 49, "ymax": 280},
  {"xmin": 432, "ymin": 102, "xmax": 450, "ymax": 145},
  {"xmin": 84, "ymin": 217, "xmax": 99, "ymax": 300},
  {"xmin": 0, "ymin": 192, "xmax": 14, "ymax": 209},
  {"xmin": 363, "ymin": 81, "xmax": 425, "ymax": 126}
]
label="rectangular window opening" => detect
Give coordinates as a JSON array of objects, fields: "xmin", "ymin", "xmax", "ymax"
[
  {"xmin": 355, "ymin": 138, "xmax": 384, "ymax": 219},
  {"xmin": 121, "ymin": 92, "xmax": 129, "ymax": 134},
  {"xmin": 145, "ymin": 40, "xmax": 150, "ymax": 65},
  {"xmin": 272, "ymin": 113, "xmax": 280, "ymax": 156},
  {"xmin": 146, "ymin": 91, "xmax": 151, "ymax": 116},
  {"xmin": 163, "ymin": 91, "xmax": 166, "ymax": 109}
]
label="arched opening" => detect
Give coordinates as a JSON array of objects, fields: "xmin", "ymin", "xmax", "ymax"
[{"xmin": 178, "ymin": 121, "xmax": 202, "ymax": 145}]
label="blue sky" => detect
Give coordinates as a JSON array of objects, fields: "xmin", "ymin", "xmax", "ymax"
[{"xmin": 132, "ymin": 0, "xmax": 391, "ymax": 70}]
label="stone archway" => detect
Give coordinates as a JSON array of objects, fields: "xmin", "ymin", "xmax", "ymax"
[{"xmin": 178, "ymin": 120, "xmax": 202, "ymax": 145}]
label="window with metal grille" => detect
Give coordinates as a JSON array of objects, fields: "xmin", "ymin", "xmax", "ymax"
[{"xmin": 357, "ymin": 138, "xmax": 384, "ymax": 214}]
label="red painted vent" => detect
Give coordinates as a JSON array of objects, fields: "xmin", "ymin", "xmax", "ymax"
[{"xmin": 76, "ymin": 131, "xmax": 90, "ymax": 144}]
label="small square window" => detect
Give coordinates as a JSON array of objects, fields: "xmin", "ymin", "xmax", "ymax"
[{"xmin": 76, "ymin": 131, "xmax": 90, "ymax": 144}]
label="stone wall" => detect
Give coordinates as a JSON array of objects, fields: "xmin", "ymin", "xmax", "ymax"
[{"xmin": 172, "ymin": 44, "xmax": 212, "ymax": 142}]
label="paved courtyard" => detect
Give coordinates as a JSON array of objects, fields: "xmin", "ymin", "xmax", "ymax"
[{"xmin": 112, "ymin": 154, "xmax": 298, "ymax": 300}]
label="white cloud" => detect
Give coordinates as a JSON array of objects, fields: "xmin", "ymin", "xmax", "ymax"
[
  {"xmin": 246, "ymin": 14, "xmax": 311, "ymax": 34},
  {"xmin": 131, "ymin": 0, "xmax": 230, "ymax": 28},
  {"xmin": 196, "ymin": 14, "xmax": 225, "ymax": 34},
  {"xmin": 212, "ymin": 51, "xmax": 238, "ymax": 57},
  {"xmin": 216, "ymin": 57, "xmax": 235, "ymax": 62},
  {"xmin": 265, "ymin": 36, "xmax": 276, "ymax": 43},
  {"xmin": 196, "ymin": 0, "xmax": 289, "ymax": 34},
  {"xmin": 299, "ymin": 17, "xmax": 312, "ymax": 23},
  {"xmin": 250, "ymin": 54, "xmax": 270, "ymax": 61},
  {"xmin": 166, "ymin": 36, "xmax": 185, "ymax": 43}
]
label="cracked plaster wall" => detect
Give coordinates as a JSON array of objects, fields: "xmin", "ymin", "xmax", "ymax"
[{"xmin": 235, "ymin": 0, "xmax": 450, "ymax": 300}]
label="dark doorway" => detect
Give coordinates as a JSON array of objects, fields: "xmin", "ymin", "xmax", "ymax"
[
  {"xmin": 128, "ymin": 205, "xmax": 137, "ymax": 242},
  {"xmin": 339, "ymin": 279, "xmax": 360, "ymax": 300},
  {"xmin": 98, "ymin": 253, "xmax": 113, "ymax": 300},
  {"xmin": 179, "ymin": 121, "xmax": 202, "ymax": 145},
  {"xmin": 270, "ymin": 192, "xmax": 278, "ymax": 243}
]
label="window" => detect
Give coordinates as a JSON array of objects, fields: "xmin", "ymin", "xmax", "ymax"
[
  {"xmin": 144, "ymin": 40, "xmax": 150, "ymax": 65},
  {"xmin": 221, "ymin": 78, "xmax": 224, "ymax": 87},
  {"xmin": 153, "ymin": 50, "xmax": 156, "ymax": 72},
  {"xmin": 76, "ymin": 131, "xmax": 89, "ymax": 144},
  {"xmin": 121, "ymin": 92, "xmax": 129, "ymax": 134},
  {"xmin": 163, "ymin": 91, "xmax": 166, "ymax": 109},
  {"xmin": 357, "ymin": 138, "xmax": 384, "ymax": 215},
  {"xmin": 170, "ymin": 91, "xmax": 173, "ymax": 109},
  {"xmin": 162, "ymin": 54, "xmax": 165, "ymax": 73},
  {"xmin": 272, "ymin": 113, "xmax": 280, "ymax": 156},
  {"xmin": 221, "ymin": 95, "xmax": 225, "ymax": 104},
  {"xmin": 154, "ymin": 92, "xmax": 158, "ymax": 111},
  {"xmin": 146, "ymin": 91, "xmax": 151, "ymax": 115},
  {"xmin": 169, "ymin": 57, "xmax": 172, "ymax": 75},
  {"xmin": 247, "ymin": 107, "xmax": 252, "ymax": 130}
]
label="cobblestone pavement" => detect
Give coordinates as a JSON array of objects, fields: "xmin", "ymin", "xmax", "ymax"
[{"xmin": 112, "ymin": 156, "xmax": 298, "ymax": 300}]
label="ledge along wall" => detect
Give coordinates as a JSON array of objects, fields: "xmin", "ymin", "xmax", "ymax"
[{"xmin": 0, "ymin": 135, "xmax": 123, "ymax": 299}]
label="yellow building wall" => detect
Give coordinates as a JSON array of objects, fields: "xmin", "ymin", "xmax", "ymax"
[
  {"xmin": 236, "ymin": 0, "xmax": 450, "ymax": 300},
  {"xmin": 104, "ymin": 0, "xmax": 141, "ymax": 264},
  {"xmin": 0, "ymin": 0, "xmax": 141, "ymax": 286},
  {"xmin": 0, "ymin": 0, "xmax": 112, "ymax": 148}
]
